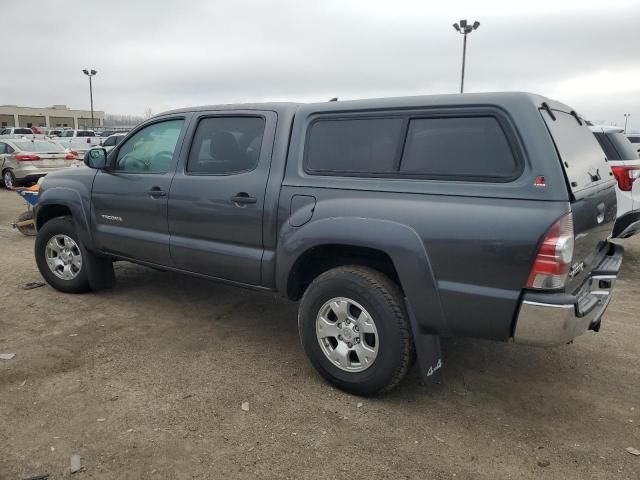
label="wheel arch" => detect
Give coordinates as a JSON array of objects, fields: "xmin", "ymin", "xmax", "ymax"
[
  {"xmin": 35, "ymin": 187, "xmax": 94, "ymax": 250},
  {"xmin": 276, "ymin": 217, "xmax": 450, "ymax": 337}
]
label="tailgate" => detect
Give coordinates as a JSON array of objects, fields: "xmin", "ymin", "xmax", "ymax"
[{"xmin": 540, "ymin": 108, "xmax": 618, "ymax": 293}]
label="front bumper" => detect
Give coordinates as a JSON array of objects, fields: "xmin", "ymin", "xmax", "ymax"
[
  {"xmin": 613, "ymin": 209, "xmax": 640, "ymax": 239},
  {"xmin": 513, "ymin": 243, "xmax": 623, "ymax": 347}
]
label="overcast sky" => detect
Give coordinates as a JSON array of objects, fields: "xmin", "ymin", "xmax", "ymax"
[{"xmin": 1, "ymin": 0, "xmax": 638, "ymax": 129}]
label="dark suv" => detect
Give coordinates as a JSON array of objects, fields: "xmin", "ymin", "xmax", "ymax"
[{"xmin": 33, "ymin": 93, "xmax": 623, "ymax": 395}]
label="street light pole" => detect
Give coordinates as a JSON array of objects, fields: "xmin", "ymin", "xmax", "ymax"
[
  {"xmin": 452, "ymin": 20, "xmax": 480, "ymax": 94},
  {"xmin": 624, "ymin": 113, "xmax": 631, "ymax": 133},
  {"xmin": 82, "ymin": 69, "xmax": 97, "ymax": 129}
]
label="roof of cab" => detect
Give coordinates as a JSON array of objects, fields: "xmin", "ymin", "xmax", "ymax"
[{"xmin": 156, "ymin": 92, "xmax": 573, "ymax": 118}]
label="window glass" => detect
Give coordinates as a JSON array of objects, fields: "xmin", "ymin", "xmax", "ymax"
[
  {"xmin": 15, "ymin": 128, "xmax": 33, "ymax": 135},
  {"xmin": 541, "ymin": 110, "xmax": 611, "ymax": 193},
  {"xmin": 0, "ymin": 143, "xmax": 6, "ymax": 154},
  {"xmin": 400, "ymin": 117, "xmax": 517, "ymax": 178},
  {"xmin": 102, "ymin": 135, "xmax": 120, "ymax": 147},
  {"xmin": 627, "ymin": 136, "xmax": 640, "ymax": 144},
  {"xmin": 187, "ymin": 117, "xmax": 265, "ymax": 174},
  {"xmin": 64, "ymin": 131, "xmax": 74, "ymax": 137},
  {"xmin": 77, "ymin": 130, "xmax": 95, "ymax": 137},
  {"xmin": 13, "ymin": 140, "xmax": 65, "ymax": 152},
  {"xmin": 306, "ymin": 118, "xmax": 403, "ymax": 173},
  {"xmin": 115, "ymin": 119, "xmax": 184, "ymax": 173},
  {"xmin": 606, "ymin": 132, "xmax": 638, "ymax": 160}
]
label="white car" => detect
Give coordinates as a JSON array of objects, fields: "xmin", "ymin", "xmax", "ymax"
[
  {"xmin": 627, "ymin": 133, "xmax": 640, "ymax": 156},
  {"xmin": 51, "ymin": 129, "xmax": 103, "ymax": 154},
  {"xmin": 0, "ymin": 127, "xmax": 37, "ymax": 138},
  {"xmin": 591, "ymin": 125, "xmax": 640, "ymax": 238}
]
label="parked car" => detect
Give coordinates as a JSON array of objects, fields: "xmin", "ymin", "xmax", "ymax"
[
  {"xmin": 0, "ymin": 138, "xmax": 78, "ymax": 188},
  {"xmin": 34, "ymin": 93, "xmax": 623, "ymax": 395},
  {"xmin": 0, "ymin": 127, "xmax": 36, "ymax": 138},
  {"xmin": 51, "ymin": 129, "xmax": 103, "ymax": 153},
  {"xmin": 627, "ymin": 133, "xmax": 640, "ymax": 155},
  {"xmin": 99, "ymin": 132, "xmax": 127, "ymax": 152},
  {"xmin": 591, "ymin": 125, "xmax": 640, "ymax": 238}
]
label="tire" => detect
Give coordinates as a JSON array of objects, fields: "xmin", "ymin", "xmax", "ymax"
[
  {"xmin": 15, "ymin": 210, "xmax": 36, "ymax": 236},
  {"xmin": 2, "ymin": 169, "xmax": 19, "ymax": 188},
  {"xmin": 298, "ymin": 266, "xmax": 416, "ymax": 395},
  {"xmin": 35, "ymin": 216, "xmax": 91, "ymax": 293}
]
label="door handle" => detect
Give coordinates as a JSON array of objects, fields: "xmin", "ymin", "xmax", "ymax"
[
  {"xmin": 231, "ymin": 192, "xmax": 257, "ymax": 205},
  {"xmin": 146, "ymin": 187, "xmax": 167, "ymax": 197}
]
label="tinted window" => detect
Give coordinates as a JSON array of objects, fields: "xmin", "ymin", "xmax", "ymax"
[
  {"xmin": 400, "ymin": 117, "xmax": 517, "ymax": 178},
  {"xmin": 116, "ymin": 119, "xmax": 184, "ymax": 173},
  {"xmin": 628, "ymin": 136, "xmax": 640, "ymax": 144},
  {"xmin": 593, "ymin": 132, "xmax": 617, "ymax": 160},
  {"xmin": 103, "ymin": 135, "xmax": 123, "ymax": 147},
  {"xmin": 15, "ymin": 128, "xmax": 33, "ymax": 135},
  {"xmin": 77, "ymin": 130, "xmax": 95, "ymax": 137},
  {"xmin": 0, "ymin": 142, "xmax": 6, "ymax": 154},
  {"xmin": 306, "ymin": 118, "xmax": 403, "ymax": 173},
  {"xmin": 606, "ymin": 132, "xmax": 638, "ymax": 160},
  {"xmin": 541, "ymin": 110, "xmax": 611, "ymax": 193},
  {"xmin": 63, "ymin": 131, "xmax": 74, "ymax": 137},
  {"xmin": 187, "ymin": 117, "xmax": 265, "ymax": 174},
  {"xmin": 13, "ymin": 140, "xmax": 65, "ymax": 153}
]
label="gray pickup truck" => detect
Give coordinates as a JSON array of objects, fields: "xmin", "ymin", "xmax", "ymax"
[{"xmin": 33, "ymin": 93, "xmax": 624, "ymax": 395}]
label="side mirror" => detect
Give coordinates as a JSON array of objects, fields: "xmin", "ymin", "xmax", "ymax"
[{"xmin": 84, "ymin": 148, "xmax": 107, "ymax": 169}]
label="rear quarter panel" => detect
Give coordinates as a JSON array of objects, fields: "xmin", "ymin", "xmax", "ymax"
[{"xmin": 277, "ymin": 94, "xmax": 572, "ymax": 341}]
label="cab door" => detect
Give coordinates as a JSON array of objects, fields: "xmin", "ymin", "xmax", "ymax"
[
  {"xmin": 168, "ymin": 111, "xmax": 276, "ymax": 285},
  {"xmin": 91, "ymin": 116, "xmax": 188, "ymax": 265}
]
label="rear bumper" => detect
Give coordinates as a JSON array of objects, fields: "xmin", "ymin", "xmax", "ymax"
[
  {"xmin": 14, "ymin": 165, "xmax": 73, "ymax": 181},
  {"xmin": 613, "ymin": 210, "xmax": 640, "ymax": 238},
  {"xmin": 513, "ymin": 243, "xmax": 623, "ymax": 347}
]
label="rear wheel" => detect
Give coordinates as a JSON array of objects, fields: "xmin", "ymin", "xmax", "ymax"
[
  {"xmin": 2, "ymin": 169, "xmax": 18, "ymax": 188},
  {"xmin": 35, "ymin": 216, "xmax": 90, "ymax": 293},
  {"xmin": 298, "ymin": 266, "xmax": 415, "ymax": 395}
]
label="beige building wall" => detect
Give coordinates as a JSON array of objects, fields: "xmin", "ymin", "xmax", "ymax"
[
  {"xmin": 0, "ymin": 105, "xmax": 104, "ymax": 128},
  {"xmin": 18, "ymin": 115, "xmax": 47, "ymax": 127},
  {"xmin": 0, "ymin": 115, "xmax": 13, "ymax": 127}
]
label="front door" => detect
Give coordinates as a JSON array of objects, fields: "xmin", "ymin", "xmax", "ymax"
[
  {"xmin": 168, "ymin": 112, "xmax": 276, "ymax": 285},
  {"xmin": 91, "ymin": 117, "xmax": 187, "ymax": 265}
]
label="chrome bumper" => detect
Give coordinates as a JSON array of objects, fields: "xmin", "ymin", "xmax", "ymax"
[{"xmin": 513, "ymin": 243, "xmax": 623, "ymax": 347}]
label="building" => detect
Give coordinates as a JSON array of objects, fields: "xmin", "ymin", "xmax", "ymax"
[{"xmin": 0, "ymin": 105, "xmax": 105, "ymax": 129}]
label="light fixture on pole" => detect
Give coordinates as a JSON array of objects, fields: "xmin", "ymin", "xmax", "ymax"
[
  {"xmin": 623, "ymin": 113, "xmax": 631, "ymax": 133},
  {"xmin": 452, "ymin": 19, "xmax": 480, "ymax": 94},
  {"xmin": 82, "ymin": 69, "xmax": 97, "ymax": 129}
]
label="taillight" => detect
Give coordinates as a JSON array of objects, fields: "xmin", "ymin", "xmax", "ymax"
[
  {"xmin": 611, "ymin": 166, "xmax": 640, "ymax": 192},
  {"xmin": 527, "ymin": 213, "xmax": 574, "ymax": 290},
  {"xmin": 15, "ymin": 154, "xmax": 41, "ymax": 162},
  {"xmin": 65, "ymin": 153, "xmax": 76, "ymax": 160}
]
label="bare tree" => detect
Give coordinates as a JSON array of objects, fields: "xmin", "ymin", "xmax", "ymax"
[{"xmin": 143, "ymin": 107, "xmax": 154, "ymax": 119}]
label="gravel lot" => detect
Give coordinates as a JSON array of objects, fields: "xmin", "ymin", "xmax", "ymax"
[{"xmin": 0, "ymin": 187, "xmax": 638, "ymax": 479}]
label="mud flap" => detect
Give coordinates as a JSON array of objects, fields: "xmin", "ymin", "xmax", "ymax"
[
  {"xmin": 80, "ymin": 242, "xmax": 116, "ymax": 291},
  {"xmin": 405, "ymin": 298, "xmax": 443, "ymax": 384}
]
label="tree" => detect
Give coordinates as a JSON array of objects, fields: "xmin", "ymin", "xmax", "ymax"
[{"xmin": 143, "ymin": 107, "xmax": 154, "ymax": 119}]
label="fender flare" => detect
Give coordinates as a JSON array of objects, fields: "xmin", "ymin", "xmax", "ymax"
[
  {"xmin": 35, "ymin": 187, "xmax": 95, "ymax": 251},
  {"xmin": 276, "ymin": 217, "xmax": 451, "ymax": 338}
]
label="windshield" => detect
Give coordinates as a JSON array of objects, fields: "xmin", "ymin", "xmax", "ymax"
[{"xmin": 13, "ymin": 140, "xmax": 65, "ymax": 153}]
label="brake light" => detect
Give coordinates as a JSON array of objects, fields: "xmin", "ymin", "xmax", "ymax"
[
  {"xmin": 527, "ymin": 213, "xmax": 574, "ymax": 290},
  {"xmin": 611, "ymin": 166, "xmax": 640, "ymax": 192},
  {"xmin": 65, "ymin": 153, "xmax": 76, "ymax": 160},
  {"xmin": 15, "ymin": 154, "xmax": 41, "ymax": 161}
]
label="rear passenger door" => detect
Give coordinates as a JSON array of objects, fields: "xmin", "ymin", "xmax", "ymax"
[{"xmin": 168, "ymin": 111, "xmax": 276, "ymax": 285}]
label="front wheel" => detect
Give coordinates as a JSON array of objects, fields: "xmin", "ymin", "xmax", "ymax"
[
  {"xmin": 35, "ymin": 216, "xmax": 91, "ymax": 293},
  {"xmin": 298, "ymin": 266, "xmax": 416, "ymax": 395}
]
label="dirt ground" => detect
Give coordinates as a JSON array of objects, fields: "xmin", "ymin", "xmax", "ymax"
[{"xmin": 0, "ymin": 188, "xmax": 638, "ymax": 480}]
